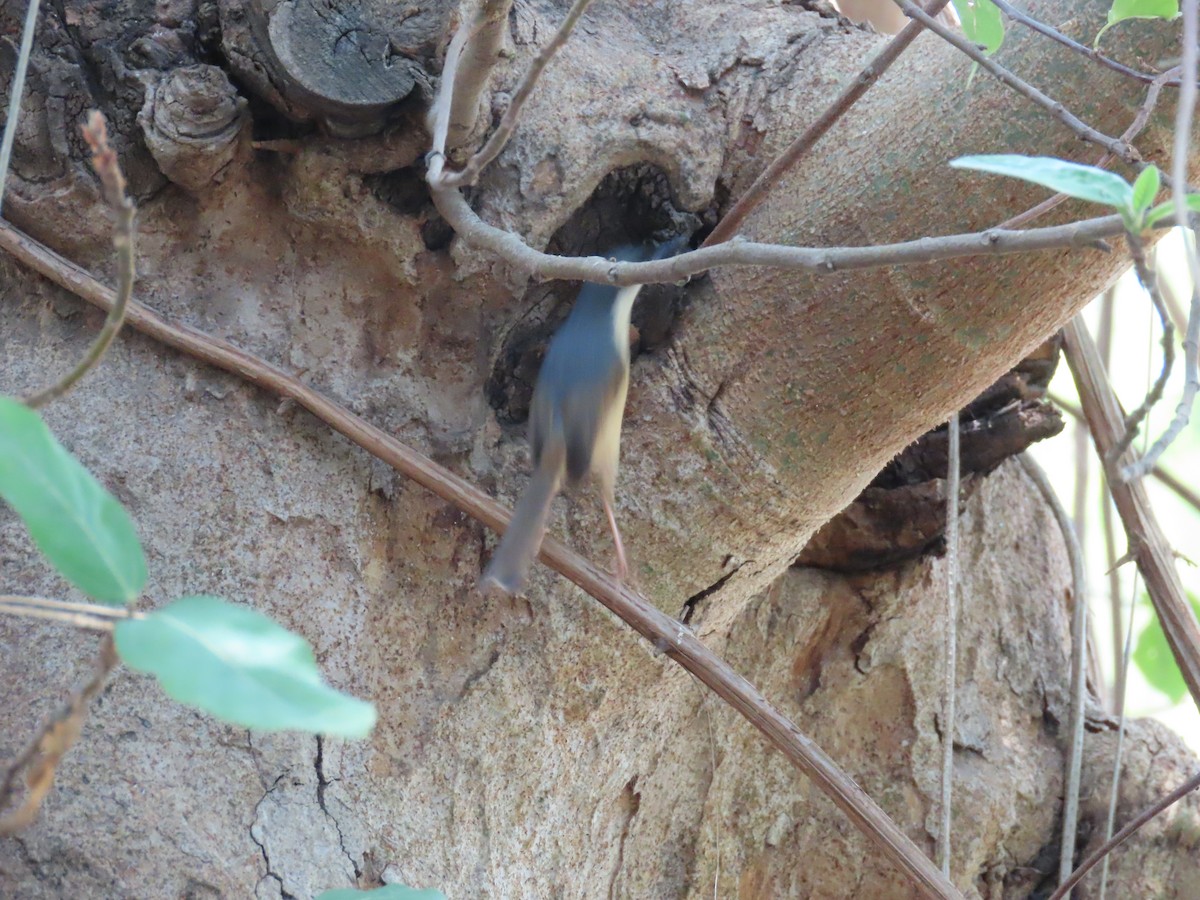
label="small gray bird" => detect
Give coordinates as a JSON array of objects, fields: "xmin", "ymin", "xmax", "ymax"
[{"xmin": 481, "ymin": 241, "xmax": 681, "ymax": 594}]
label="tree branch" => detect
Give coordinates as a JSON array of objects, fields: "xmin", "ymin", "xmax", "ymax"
[
  {"xmin": 0, "ymin": 594, "xmax": 135, "ymax": 619},
  {"xmin": 1049, "ymin": 392, "xmax": 1200, "ymax": 514},
  {"xmin": 1109, "ymin": 231, "xmax": 1176, "ymax": 462},
  {"xmin": 0, "ymin": 0, "xmax": 42, "ymax": 215},
  {"xmin": 0, "ymin": 218, "xmax": 963, "ymax": 900},
  {"xmin": 0, "ymin": 603, "xmax": 115, "ymax": 631},
  {"xmin": 998, "ymin": 65, "xmax": 1178, "ymax": 229}
]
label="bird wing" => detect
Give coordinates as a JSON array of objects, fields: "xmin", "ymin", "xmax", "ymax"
[{"xmin": 561, "ymin": 359, "xmax": 627, "ymax": 486}]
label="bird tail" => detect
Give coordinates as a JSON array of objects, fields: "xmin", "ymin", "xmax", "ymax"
[{"xmin": 479, "ymin": 447, "xmax": 564, "ymax": 594}]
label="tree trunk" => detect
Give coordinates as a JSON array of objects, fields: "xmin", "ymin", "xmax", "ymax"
[{"xmin": 0, "ymin": 0, "xmax": 1195, "ymax": 897}]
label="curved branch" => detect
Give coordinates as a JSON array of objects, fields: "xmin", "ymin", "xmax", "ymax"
[
  {"xmin": 0, "ymin": 218, "xmax": 963, "ymax": 900},
  {"xmin": 1110, "ymin": 232, "xmax": 1175, "ymax": 463},
  {"xmin": 431, "ymin": 182, "xmax": 1144, "ymax": 284},
  {"xmin": 0, "ymin": 637, "xmax": 118, "ymax": 836},
  {"xmin": 1018, "ymin": 453, "xmax": 1088, "ymax": 892},
  {"xmin": 1047, "ymin": 768, "xmax": 1200, "ymax": 900}
]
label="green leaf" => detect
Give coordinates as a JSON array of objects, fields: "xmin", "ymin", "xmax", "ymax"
[
  {"xmin": 0, "ymin": 396, "xmax": 146, "ymax": 605},
  {"xmin": 1130, "ymin": 166, "xmax": 1161, "ymax": 217},
  {"xmin": 1133, "ymin": 591, "xmax": 1200, "ymax": 705},
  {"xmin": 1144, "ymin": 193, "xmax": 1200, "ymax": 228},
  {"xmin": 951, "ymin": 0, "xmax": 1005, "ymax": 55},
  {"xmin": 1096, "ymin": 0, "xmax": 1179, "ymax": 46},
  {"xmin": 950, "ymin": 155, "xmax": 1134, "ymax": 213},
  {"xmin": 318, "ymin": 887, "xmax": 446, "ymax": 900},
  {"xmin": 115, "ymin": 595, "xmax": 377, "ymax": 737}
]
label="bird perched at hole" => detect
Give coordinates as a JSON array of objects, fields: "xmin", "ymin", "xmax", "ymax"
[{"xmin": 480, "ymin": 238, "xmax": 686, "ymax": 594}]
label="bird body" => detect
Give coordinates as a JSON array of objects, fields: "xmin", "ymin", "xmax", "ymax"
[{"xmin": 481, "ymin": 244, "xmax": 662, "ymax": 594}]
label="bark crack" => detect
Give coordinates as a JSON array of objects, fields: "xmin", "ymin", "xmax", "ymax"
[
  {"xmin": 606, "ymin": 775, "xmax": 641, "ymax": 900},
  {"xmin": 680, "ymin": 565, "xmax": 740, "ymax": 625},
  {"xmin": 315, "ymin": 735, "xmax": 362, "ymax": 880},
  {"xmin": 250, "ymin": 774, "xmax": 295, "ymax": 899}
]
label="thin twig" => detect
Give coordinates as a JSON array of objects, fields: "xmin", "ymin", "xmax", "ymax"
[
  {"xmin": 1018, "ymin": 454, "xmax": 1088, "ymax": 895},
  {"xmin": 1122, "ymin": 283, "xmax": 1200, "ymax": 481},
  {"xmin": 1100, "ymin": 319, "xmax": 1157, "ymax": 900},
  {"xmin": 0, "ymin": 0, "xmax": 43, "ymax": 215},
  {"xmin": 0, "ymin": 594, "xmax": 134, "ymax": 618},
  {"xmin": 1049, "ymin": 392, "xmax": 1200, "ymax": 515},
  {"xmin": 0, "ymin": 218, "xmax": 962, "ymax": 900},
  {"xmin": 988, "ymin": 0, "xmax": 1179, "ymax": 87},
  {"xmin": 1108, "ymin": 232, "xmax": 1175, "ymax": 462},
  {"xmin": 1097, "ymin": 288, "xmax": 1126, "ymax": 702},
  {"xmin": 895, "ymin": 0, "xmax": 1140, "ymax": 165},
  {"xmin": 702, "ymin": 0, "xmax": 954, "ymax": 247},
  {"xmin": 0, "ymin": 603, "xmax": 114, "ymax": 631},
  {"xmin": 1048, "ymin": 768, "xmax": 1200, "ymax": 900},
  {"xmin": 938, "ymin": 412, "xmax": 960, "ymax": 877},
  {"xmin": 431, "ymin": 183, "xmax": 1154, "ymax": 285},
  {"xmin": 426, "ymin": 24, "xmax": 471, "ymax": 180},
  {"xmin": 1101, "ymin": 494, "xmax": 1125, "ymax": 701},
  {"xmin": 0, "ymin": 637, "xmax": 118, "ymax": 834},
  {"xmin": 440, "ymin": 0, "xmax": 598, "ymax": 186},
  {"xmin": 1062, "ymin": 318, "xmax": 1200, "ymax": 710},
  {"xmin": 22, "ymin": 112, "xmax": 135, "ymax": 409},
  {"xmin": 997, "ymin": 66, "xmax": 1179, "ymax": 230},
  {"xmin": 1068, "ymin": 365, "xmax": 1103, "ymax": 705},
  {"xmin": 444, "ymin": 0, "xmax": 513, "ymax": 151},
  {"xmin": 1097, "ymin": 570, "xmax": 1139, "ymax": 899}
]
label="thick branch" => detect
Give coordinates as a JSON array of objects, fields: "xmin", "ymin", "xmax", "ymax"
[{"xmin": 1062, "ymin": 318, "xmax": 1200, "ymax": 710}]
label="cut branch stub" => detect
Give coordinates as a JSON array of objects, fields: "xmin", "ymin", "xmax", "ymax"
[
  {"xmin": 138, "ymin": 66, "xmax": 248, "ymax": 192},
  {"xmin": 246, "ymin": 0, "xmax": 444, "ymax": 136}
]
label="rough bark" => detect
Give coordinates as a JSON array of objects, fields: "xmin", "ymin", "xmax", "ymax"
[{"xmin": 0, "ymin": 0, "xmax": 1197, "ymax": 897}]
